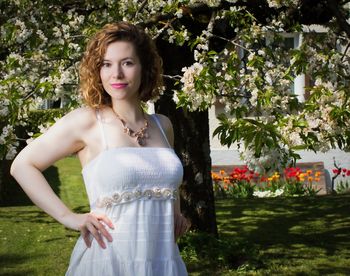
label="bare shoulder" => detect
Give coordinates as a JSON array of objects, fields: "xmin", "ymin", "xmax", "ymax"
[
  {"xmin": 154, "ymin": 113, "xmax": 173, "ymax": 132},
  {"xmin": 11, "ymin": 106, "xmax": 98, "ymax": 171},
  {"xmin": 37, "ymin": 106, "xmax": 98, "ymax": 152},
  {"xmin": 153, "ymin": 113, "xmax": 174, "ymax": 147},
  {"xmin": 47, "ymin": 107, "xmax": 97, "ymax": 139},
  {"xmin": 59, "ymin": 106, "xmax": 96, "ymax": 130}
]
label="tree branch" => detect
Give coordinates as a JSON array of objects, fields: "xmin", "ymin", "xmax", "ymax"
[
  {"xmin": 339, "ymin": 0, "xmax": 350, "ymax": 5},
  {"xmin": 331, "ymin": 156, "xmax": 342, "ymax": 192},
  {"xmin": 151, "ymin": 19, "xmax": 176, "ymax": 40},
  {"xmin": 162, "ymin": 74, "xmax": 182, "ymax": 80},
  {"xmin": 341, "ymin": 41, "xmax": 350, "ymax": 61},
  {"xmin": 211, "ymin": 34, "xmax": 253, "ymax": 53},
  {"xmin": 326, "ymin": 0, "xmax": 350, "ymax": 38},
  {"xmin": 135, "ymin": 0, "xmax": 148, "ymax": 18},
  {"xmin": 139, "ymin": 2, "xmax": 227, "ymax": 28}
]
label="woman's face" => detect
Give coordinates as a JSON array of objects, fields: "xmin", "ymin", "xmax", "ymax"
[{"xmin": 100, "ymin": 41, "xmax": 142, "ymax": 102}]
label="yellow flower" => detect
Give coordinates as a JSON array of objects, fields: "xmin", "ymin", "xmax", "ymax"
[{"xmin": 211, "ymin": 172, "xmax": 222, "ymax": 181}]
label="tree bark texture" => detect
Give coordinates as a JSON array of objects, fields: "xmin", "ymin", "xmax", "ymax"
[
  {"xmin": 157, "ymin": 99, "xmax": 218, "ymax": 235},
  {"xmin": 156, "ymin": 41, "xmax": 218, "ymax": 235}
]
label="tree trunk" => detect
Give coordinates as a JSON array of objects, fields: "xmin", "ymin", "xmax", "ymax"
[
  {"xmin": 155, "ymin": 39, "xmax": 218, "ymax": 235},
  {"xmin": 156, "ymin": 94, "xmax": 218, "ymax": 235}
]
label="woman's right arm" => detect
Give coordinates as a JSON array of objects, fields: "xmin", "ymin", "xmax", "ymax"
[{"xmin": 10, "ymin": 108, "xmax": 114, "ymax": 248}]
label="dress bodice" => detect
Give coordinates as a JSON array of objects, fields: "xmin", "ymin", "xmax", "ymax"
[{"xmin": 82, "ymin": 147, "xmax": 184, "ymax": 209}]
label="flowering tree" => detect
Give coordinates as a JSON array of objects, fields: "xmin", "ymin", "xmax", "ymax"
[
  {"xmin": 1, "ymin": 0, "xmax": 349, "ymax": 232},
  {"xmin": 174, "ymin": 1, "xmax": 350, "ymax": 174}
]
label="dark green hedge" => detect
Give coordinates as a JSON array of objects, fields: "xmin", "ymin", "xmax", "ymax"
[
  {"xmin": 25, "ymin": 108, "xmax": 67, "ymax": 134},
  {"xmin": 1, "ymin": 109, "xmax": 68, "ymax": 205},
  {"xmin": 14, "ymin": 108, "xmax": 68, "ymax": 152}
]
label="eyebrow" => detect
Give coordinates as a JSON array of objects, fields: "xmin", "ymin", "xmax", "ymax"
[{"xmin": 102, "ymin": 57, "xmax": 135, "ymax": 62}]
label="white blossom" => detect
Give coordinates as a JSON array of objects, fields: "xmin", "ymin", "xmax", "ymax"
[
  {"xmin": 5, "ymin": 143, "xmax": 18, "ymax": 160},
  {"xmin": 36, "ymin": 29, "xmax": 47, "ymax": 42},
  {"xmin": 253, "ymin": 188, "xmax": 284, "ymax": 198},
  {"xmin": 175, "ymin": 8, "xmax": 183, "ymax": 18},
  {"xmin": 52, "ymin": 26, "xmax": 62, "ymax": 38}
]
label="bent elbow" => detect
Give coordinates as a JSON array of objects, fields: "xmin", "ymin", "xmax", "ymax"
[
  {"xmin": 10, "ymin": 157, "xmax": 23, "ymax": 178},
  {"xmin": 10, "ymin": 159, "xmax": 18, "ymax": 178}
]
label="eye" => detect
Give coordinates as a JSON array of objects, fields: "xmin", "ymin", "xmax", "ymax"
[
  {"xmin": 101, "ymin": 62, "xmax": 111, "ymax": 68},
  {"xmin": 122, "ymin": 60, "xmax": 134, "ymax": 66}
]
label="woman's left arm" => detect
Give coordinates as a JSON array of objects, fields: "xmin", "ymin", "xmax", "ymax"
[
  {"xmin": 157, "ymin": 114, "xmax": 190, "ymax": 240},
  {"xmin": 174, "ymin": 197, "xmax": 190, "ymax": 241}
]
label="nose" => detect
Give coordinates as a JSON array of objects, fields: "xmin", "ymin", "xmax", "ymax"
[{"xmin": 112, "ymin": 64, "xmax": 124, "ymax": 79}]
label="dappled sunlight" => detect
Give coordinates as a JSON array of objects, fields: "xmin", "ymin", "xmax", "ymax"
[{"xmin": 215, "ymin": 194, "xmax": 350, "ymax": 274}]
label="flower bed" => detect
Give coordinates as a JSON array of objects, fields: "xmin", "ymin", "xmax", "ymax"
[
  {"xmin": 332, "ymin": 167, "xmax": 350, "ymax": 194},
  {"xmin": 212, "ymin": 163, "xmax": 325, "ymax": 198}
]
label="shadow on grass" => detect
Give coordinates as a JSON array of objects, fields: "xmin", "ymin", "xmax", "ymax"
[
  {"xmin": 72, "ymin": 205, "xmax": 90, "ymax": 213},
  {"xmin": 178, "ymin": 231, "xmax": 265, "ymax": 275},
  {"xmin": 0, "ymin": 208, "xmax": 57, "ymax": 224},
  {"xmin": 316, "ymin": 264, "xmax": 350, "ymax": 276},
  {"xmin": 0, "ymin": 165, "xmax": 61, "ymax": 207},
  {"xmin": 214, "ymin": 194, "xmax": 350, "ymax": 274},
  {"xmin": 0, "ymin": 253, "xmax": 35, "ymax": 276},
  {"xmin": 4, "ymin": 206, "xmax": 87, "ymax": 225}
]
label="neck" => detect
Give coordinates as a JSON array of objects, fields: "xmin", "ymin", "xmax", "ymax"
[
  {"xmin": 111, "ymin": 99, "xmax": 144, "ymax": 123},
  {"xmin": 111, "ymin": 99, "xmax": 149, "ymax": 147}
]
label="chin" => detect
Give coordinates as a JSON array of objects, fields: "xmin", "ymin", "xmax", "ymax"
[{"xmin": 111, "ymin": 93, "xmax": 139, "ymax": 102}]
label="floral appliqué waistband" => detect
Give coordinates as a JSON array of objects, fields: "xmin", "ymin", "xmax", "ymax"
[{"xmin": 95, "ymin": 187, "xmax": 179, "ymax": 208}]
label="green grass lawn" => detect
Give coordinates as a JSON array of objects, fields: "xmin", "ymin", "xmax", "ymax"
[{"xmin": 1, "ymin": 157, "xmax": 350, "ymax": 275}]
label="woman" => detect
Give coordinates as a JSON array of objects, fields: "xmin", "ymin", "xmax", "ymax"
[{"xmin": 11, "ymin": 22, "xmax": 189, "ymax": 275}]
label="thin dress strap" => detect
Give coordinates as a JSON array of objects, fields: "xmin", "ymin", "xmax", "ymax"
[
  {"xmin": 151, "ymin": 114, "xmax": 172, "ymax": 148},
  {"xmin": 96, "ymin": 109, "xmax": 108, "ymax": 150}
]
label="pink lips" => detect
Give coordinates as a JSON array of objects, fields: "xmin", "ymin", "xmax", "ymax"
[{"xmin": 111, "ymin": 83, "xmax": 128, "ymax": 89}]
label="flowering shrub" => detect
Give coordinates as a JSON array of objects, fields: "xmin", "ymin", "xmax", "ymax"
[
  {"xmin": 1, "ymin": 1, "xmax": 349, "ymax": 172},
  {"xmin": 212, "ymin": 166, "xmax": 321, "ymax": 198},
  {"xmin": 332, "ymin": 168, "xmax": 350, "ymax": 194}
]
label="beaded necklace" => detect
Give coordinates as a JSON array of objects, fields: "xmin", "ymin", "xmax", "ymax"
[{"xmin": 112, "ymin": 110, "xmax": 149, "ymax": 146}]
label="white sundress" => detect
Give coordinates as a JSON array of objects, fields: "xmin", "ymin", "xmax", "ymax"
[{"xmin": 65, "ymin": 113, "xmax": 188, "ymax": 276}]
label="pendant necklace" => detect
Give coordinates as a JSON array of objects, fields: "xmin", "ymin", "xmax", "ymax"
[{"xmin": 113, "ymin": 109, "xmax": 149, "ymax": 146}]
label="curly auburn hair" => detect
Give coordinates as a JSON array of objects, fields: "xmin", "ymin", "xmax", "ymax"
[{"xmin": 79, "ymin": 22, "xmax": 163, "ymax": 108}]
